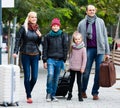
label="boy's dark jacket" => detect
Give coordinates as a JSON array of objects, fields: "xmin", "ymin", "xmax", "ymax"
[{"xmin": 42, "ymin": 32, "xmax": 68, "ymax": 63}]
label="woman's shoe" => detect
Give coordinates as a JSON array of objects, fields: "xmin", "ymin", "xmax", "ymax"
[
  {"xmin": 67, "ymin": 92, "xmax": 72, "ymax": 100},
  {"xmin": 27, "ymin": 98, "xmax": 33, "ymax": 103}
]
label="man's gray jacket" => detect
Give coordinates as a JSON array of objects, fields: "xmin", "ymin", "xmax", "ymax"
[{"xmin": 77, "ymin": 16, "xmax": 110, "ymax": 54}]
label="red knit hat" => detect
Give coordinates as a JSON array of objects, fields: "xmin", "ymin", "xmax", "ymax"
[{"xmin": 51, "ymin": 18, "xmax": 61, "ymax": 27}]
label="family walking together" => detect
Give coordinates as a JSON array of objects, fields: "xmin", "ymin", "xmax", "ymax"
[{"xmin": 13, "ymin": 4, "xmax": 110, "ymax": 103}]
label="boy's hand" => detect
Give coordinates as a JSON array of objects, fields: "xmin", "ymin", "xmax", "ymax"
[{"xmin": 43, "ymin": 63, "xmax": 47, "ymax": 69}]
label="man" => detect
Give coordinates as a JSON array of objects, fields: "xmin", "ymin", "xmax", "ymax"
[{"xmin": 77, "ymin": 5, "xmax": 110, "ymax": 100}]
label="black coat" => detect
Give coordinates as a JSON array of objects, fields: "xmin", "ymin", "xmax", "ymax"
[
  {"xmin": 42, "ymin": 32, "xmax": 68, "ymax": 63},
  {"xmin": 14, "ymin": 26, "xmax": 41, "ymax": 54}
]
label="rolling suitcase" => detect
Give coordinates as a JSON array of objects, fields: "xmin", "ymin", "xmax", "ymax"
[
  {"xmin": 56, "ymin": 71, "xmax": 70, "ymax": 97},
  {"xmin": 0, "ymin": 64, "xmax": 20, "ymax": 107},
  {"xmin": 99, "ymin": 59, "xmax": 116, "ymax": 87}
]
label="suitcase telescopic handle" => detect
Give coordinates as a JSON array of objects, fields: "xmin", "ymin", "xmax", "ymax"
[
  {"xmin": 62, "ymin": 71, "xmax": 67, "ymax": 78},
  {"xmin": 62, "ymin": 71, "xmax": 70, "ymax": 79}
]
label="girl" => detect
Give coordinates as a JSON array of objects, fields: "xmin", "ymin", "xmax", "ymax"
[{"xmin": 67, "ymin": 31, "xmax": 87, "ymax": 101}]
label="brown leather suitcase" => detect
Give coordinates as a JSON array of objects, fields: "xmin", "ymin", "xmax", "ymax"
[{"xmin": 99, "ymin": 59, "xmax": 116, "ymax": 87}]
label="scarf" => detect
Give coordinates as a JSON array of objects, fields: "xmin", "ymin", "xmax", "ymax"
[
  {"xmin": 28, "ymin": 23, "xmax": 39, "ymax": 31},
  {"xmin": 49, "ymin": 30, "xmax": 62, "ymax": 37},
  {"xmin": 72, "ymin": 41, "xmax": 85, "ymax": 49},
  {"xmin": 86, "ymin": 15, "xmax": 96, "ymax": 39}
]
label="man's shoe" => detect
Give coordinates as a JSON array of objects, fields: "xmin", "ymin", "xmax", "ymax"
[
  {"xmin": 52, "ymin": 96, "xmax": 58, "ymax": 102},
  {"xmin": 93, "ymin": 95, "xmax": 99, "ymax": 100},
  {"xmin": 81, "ymin": 92, "xmax": 87, "ymax": 98},
  {"xmin": 27, "ymin": 98, "xmax": 33, "ymax": 103},
  {"xmin": 46, "ymin": 94, "xmax": 51, "ymax": 102}
]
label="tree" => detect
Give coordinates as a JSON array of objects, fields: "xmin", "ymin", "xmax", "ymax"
[
  {"xmin": 2, "ymin": 0, "xmax": 120, "ymax": 64},
  {"xmin": 88, "ymin": 0, "xmax": 120, "ymax": 25}
]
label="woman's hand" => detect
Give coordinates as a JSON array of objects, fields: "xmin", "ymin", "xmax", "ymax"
[
  {"xmin": 36, "ymin": 29, "xmax": 42, "ymax": 37},
  {"xmin": 12, "ymin": 53, "xmax": 17, "ymax": 58}
]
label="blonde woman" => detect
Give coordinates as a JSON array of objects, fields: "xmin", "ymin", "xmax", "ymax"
[
  {"xmin": 13, "ymin": 11, "xmax": 42, "ymax": 103},
  {"xmin": 67, "ymin": 31, "xmax": 87, "ymax": 101}
]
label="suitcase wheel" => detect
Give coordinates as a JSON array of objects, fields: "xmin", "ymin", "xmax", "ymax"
[
  {"xmin": 16, "ymin": 102, "xmax": 19, "ymax": 106},
  {"xmin": 3, "ymin": 102, "xmax": 8, "ymax": 107}
]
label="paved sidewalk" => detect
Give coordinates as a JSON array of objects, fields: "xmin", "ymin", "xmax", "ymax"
[{"xmin": 0, "ymin": 54, "xmax": 120, "ymax": 108}]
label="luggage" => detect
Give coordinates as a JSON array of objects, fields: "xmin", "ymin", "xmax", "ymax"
[
  {"xmin": 99, "ymin": 59, "xmax": 116, "ymax": 87},
  {"xmin": 0, "ymin": 64, "xmax": 20, "ymax": 107},
  {"xmin": 56, "ymin": 71, "xmax": 70, "ymax": 97}
]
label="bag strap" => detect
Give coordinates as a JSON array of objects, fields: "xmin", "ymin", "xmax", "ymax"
[
  {"xmin": 35, "ymin": 43, "xmax": 41, "ymax": 56},
  {"xmin": 32, "ymin": 36, "xmax": 41, "ymax": 55}
]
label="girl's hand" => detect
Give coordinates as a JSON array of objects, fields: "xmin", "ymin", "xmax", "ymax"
[{"xmin": 80, "ymin": 69, "xmax": 84, "ymax": 73}]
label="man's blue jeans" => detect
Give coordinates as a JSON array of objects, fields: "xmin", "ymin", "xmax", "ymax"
[
  {"xmin": 82, "ymin": 48, "xmax": 104, "ymax": 96},
  {"xmin": 21, "ymin": 54, "xmax": 39, "ymax": 98},
  {"xmin": 46, "ymin": 58, "xmax": 64, "ymax": 97}
]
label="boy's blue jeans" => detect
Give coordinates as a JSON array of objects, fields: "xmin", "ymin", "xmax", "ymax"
[
  {"xmin": 21, "ymin": 54, "xmax": 39, "ymax": 98},
  {"xmin": 46, "ymin": 58, "xmax": 64, "ymax": 97},
  {"xmin": 82, "ymin": 48, "xmax": 104, "ymax": 96}
]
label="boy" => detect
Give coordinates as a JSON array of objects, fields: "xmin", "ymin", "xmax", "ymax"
[{"xmin": 42, "ymin": 18, "xmax": 68, "ymax": 102}]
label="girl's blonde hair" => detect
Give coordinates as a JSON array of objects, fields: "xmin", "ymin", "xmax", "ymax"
[
  {"xmin": 23, "ymin": 11, "xmax": 37, "ymax": 33},
  {"xmin": 69, "ymin": 31, "xmax": 83, "ymax": 53}
]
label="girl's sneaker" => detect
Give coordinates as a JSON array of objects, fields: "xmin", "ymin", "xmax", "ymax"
[
  {"xmin": 79, "ymin": 97, "xmax": 83, "ymax": 101},
  {"xmin": 67, "ymin": 92, "xmax": 72, "ymax": 100}
]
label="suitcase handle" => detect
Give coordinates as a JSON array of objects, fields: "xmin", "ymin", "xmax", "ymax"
[
  {"xmin": 62, "ymin": 71, "xmax": 70, "ymax": 79},
  {"xmin": 62, "ymin": 71, "xmax": 67, "ymax": 78},
  {"xmin": 104, "ymin": 57, "xmax": 111, "ymax": 62}
]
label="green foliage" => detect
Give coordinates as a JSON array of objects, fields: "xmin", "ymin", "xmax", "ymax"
[
  {"xmin": 87, "ymin": 0, "xmax": 120, "ymax": 25},
  {"xmin": 108, "ymin": 37, "xmax": 113, "ymax": 44},
  {"xmin": 2, "ymin": 0, "xmax": 120, "ymax": 34}
]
